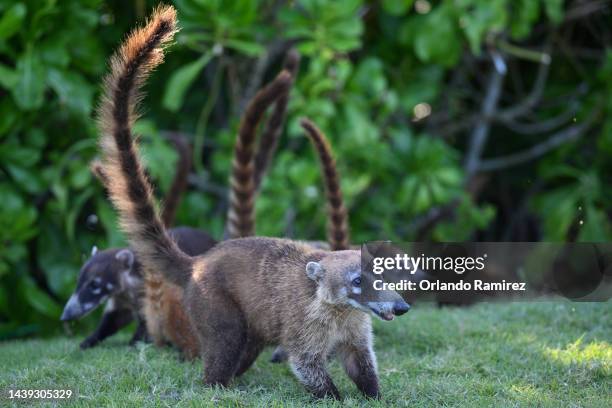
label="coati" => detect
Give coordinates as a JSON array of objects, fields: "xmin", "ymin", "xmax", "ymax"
[
  {"xmin": 61, "ymin": 134, "xmax": 217, "ymax": 350},
  {"xmin": 97, "ymin": 6, "xmax": 410, "ymax": 399}
]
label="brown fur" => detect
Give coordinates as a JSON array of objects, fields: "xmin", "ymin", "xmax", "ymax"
[
  {"xmin": 253, "ymin": 49, "xmax": 300, "ymax": 190},
  {"xmin": 226, "ymin": 71, "xmax": 292, "ymax": 238},
  {"xmin": 300, "ymin": 119, "xmax": 350, "ymax": 251},
  {"xmin": 143, "ymin": 132, "xmax": 194, "ymax": 353}
]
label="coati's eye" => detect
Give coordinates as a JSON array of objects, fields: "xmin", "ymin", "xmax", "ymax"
[
  {"xmin": 89, "ymin": 280, "xmax": 101, "ymax": 292},
  {"xmin": 352, "ymin": 277, "xmax": 361, "ymax": 286}
]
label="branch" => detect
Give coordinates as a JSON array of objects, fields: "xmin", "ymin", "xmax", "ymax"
[
  {"xmin": 478, "ymin": 115, "xmax": 597, "ymax": 172},
  {"xmin": 496, "ymin": 54, "xmax": 550, "ymax": 121},
  {"xmin": 500, "ymin": 102, "xmax": 579, "ymax": 135},
  {"xmin": 464, "ymin": 51, "xmax": 507, "ymax": 179},
  {"xmin": 187, "ymin": 173, "xmax": 228, "ymax": 202},
  {"xmin": 564, "ymin": 0, "xmax": 610, "ymax": 22}
]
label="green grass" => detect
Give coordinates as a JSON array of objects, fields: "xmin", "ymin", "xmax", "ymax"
[{"xmin": 1, "ymin": 301, "xmax": 610, "ymax": 407}]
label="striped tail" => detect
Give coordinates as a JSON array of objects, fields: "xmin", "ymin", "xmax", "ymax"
[
  {"xmin": 161, "ymin": 133, "xmax": 191, "ymax": 227},
  {"xmin": 253, "ymin": 49, "xmax": 300, "ymax": 190},
  {"xmin": 226, "ymin": 70, "xmax": 292, "ymax": 238},
  {"xmin": 300, "ymin": 118, "xmax": 350, "ymax": 250},
  {"xmin": 97, "ymin": 5, "xmax": 192, "ymax": 288}
]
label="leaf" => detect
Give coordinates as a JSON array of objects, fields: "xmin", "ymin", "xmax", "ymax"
[
  {"xmin": 510, "ymin": 0, "xmax": 540, "ymax": 39},
  {"xmin": 542, "ymin": 0, "xmax": 564, "ymax": 24},
  {"xmin": 0, "ymin": 63, "xmax": 18, "ymax": 90},
  {"xmin": 578, "ymin": 206, "xmax": 611, "ymax": 241},
  {"xmin": 0, "ymin": 3, "xmax": 26, "ymax": 40},
  {"xmin": 382, "ymin": 0, "xmax": 414, "ymax": 16},
  {"xmin": 47, "ymin": 68, "xmax": 94, "ymax": 115},
  {"xmin": 162, "ymin": 52, "xmax": 213, "ymax": 112},
  {"xmin": 21, "ymin": 277, "xmax": 62, "ymax": 319},
  {"xmin": 224, "ymin": 38, "xmax": 264, "ymax": 56},
  {"xmin": 0, "ymin": 98, "xmax": 18, "ymax": 135},
  {"xmin": 455, "ymin": 0, "xmax": 508, "ymax": 54},
  {"xmin": 12, "ymin": 48, "xmax": 46, "ymax": 110},
  {"xmin": 414, "ymin": 4, "xmax": 461, "ymax": 66}
]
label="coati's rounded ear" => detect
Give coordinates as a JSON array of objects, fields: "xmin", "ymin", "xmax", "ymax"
[
  {"xmin": 91, "ymin": 246, "xmax": 98, "ymax": 257},
  {"xmin": 115, "ymin": 249, "xmax": 135, "ymax": 269},
  {"xmin": 306, "ymin": 261, "xmax": 324, "ymax": 282}
]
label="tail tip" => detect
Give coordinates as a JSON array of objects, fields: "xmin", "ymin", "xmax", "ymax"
[
  {"xmin": 284, "ymin": 49, "xmax": 301, "ymax": 74},
  {"xmin": 154, "ymin": 4, "xmax": 178, "ymax": 26},
  {"xmin": 299, "ymin": 117, "xmax": 315, "ymax": 132}
]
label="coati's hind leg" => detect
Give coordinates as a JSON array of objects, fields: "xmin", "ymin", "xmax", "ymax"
[
  {"xmin": 337, "ymin": 342, "xmax": 380, "ymax": 399},
  {"xmin": 288, "ymin": 352, "xmax": 341, "ymax": 400},
  {"xmin": 234, "ymin": 334, "xmax": 264, "ymax": 377},
  {"xmin": 190, "ymin": 291, "xmax": 247, "ymax": 386}
]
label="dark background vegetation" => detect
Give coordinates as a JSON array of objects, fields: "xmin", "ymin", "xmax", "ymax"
[{"xmin": 0, "ymin": 0, "xmax": 610, "ymax": 338}]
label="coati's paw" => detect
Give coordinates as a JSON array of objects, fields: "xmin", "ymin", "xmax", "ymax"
[
  {"xmin": 80, "ymin": 337, "xmax": 99, "ymax": 349},
  {"xmin": 128, "ymin": 337, "xmax": 142, "ymax": 346},
  {"xmin": 270, "ymin": 346, "xmax": 288, "ymax": 363}
]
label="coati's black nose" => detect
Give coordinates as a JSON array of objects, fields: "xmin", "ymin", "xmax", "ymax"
[{"xmin": 393, "ymin": 301, "xmax": 410, "ymax": 316}]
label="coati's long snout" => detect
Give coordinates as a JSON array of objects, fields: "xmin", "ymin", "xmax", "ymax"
[{"xmin": 346, "ymin": 268, "xmax": 410, "ymax": 321}]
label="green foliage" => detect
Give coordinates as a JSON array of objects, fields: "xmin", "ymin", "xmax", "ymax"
[{"xmin": 1, "ymin": 0, "xmax": 609, "ymax": 340}]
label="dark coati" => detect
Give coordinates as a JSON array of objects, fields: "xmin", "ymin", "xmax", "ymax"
[
  {"xmin": 61, "ymin": 134, "xmax": 217, "ymax": 350},
  {"xmin": 97, "ymin": 6, "xmax": 410, "ymax": 399}
]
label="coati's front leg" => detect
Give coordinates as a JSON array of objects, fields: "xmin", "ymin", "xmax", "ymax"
[
  {"xmin": 288, "ymin": 352, "xmax": 341, "ymax": 400},
  {"xmin": 80, "ymin": 308, "xmax": 133, "ymax": 349},
  {"xmin": 338, "ymin": 342, "xmax": 380, "ymax": 399},
  {"xmin": 128, "ymin": 316, "xmax": 149, "ymax": 346}
]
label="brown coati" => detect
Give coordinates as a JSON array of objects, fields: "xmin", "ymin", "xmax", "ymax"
[
  {"xmin": 97, "ymin": 6, "xmax": 410, "ymax": 399},
  {"xmin": 61, "ymin": 134, "xmax": 217, "ymax": 350}
]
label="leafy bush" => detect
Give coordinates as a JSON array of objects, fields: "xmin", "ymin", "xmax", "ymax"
[{"xmin": 0, "ymin": 0, "xmax": 610, "ymax": 338}]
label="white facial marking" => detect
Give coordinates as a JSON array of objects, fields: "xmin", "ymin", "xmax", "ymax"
[
  {"xmin": 93, "ymin": 277, "xmax": 102, "ymax": 284},
  {"xmin": 104, "ymin": 297, "xmax": 116, "ymax": 312},
  {"xmin": 83, "ymin": 302, "xmax": 95, "ymax": 311},
  {"xmin": 106, "ymin": 283, "xmax": 114, "ymax": 291},
  {"xmin": 91, "ymin": 287, "xmax": 102, "ymax": 295},
  {"xmin": 352, "ymin": 287, "xmax": 362, "ymax": 295}
]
